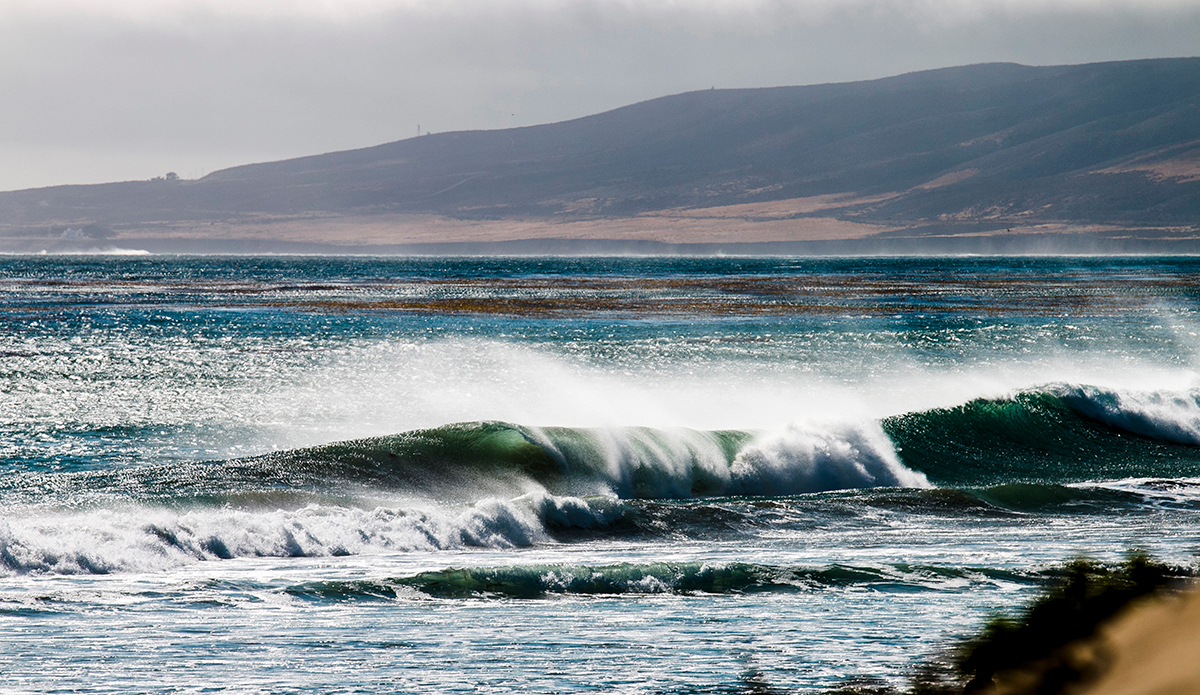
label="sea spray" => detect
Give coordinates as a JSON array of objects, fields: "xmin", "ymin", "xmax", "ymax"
[
  {"xmin": 1052, "ymin": 383, "xmax": 1200, "ymax": 445},
  {"xmin": 730, "ymin": 420, "xmax": 929, "ymax": 495}
]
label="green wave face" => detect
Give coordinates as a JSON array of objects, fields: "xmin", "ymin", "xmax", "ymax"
[
  {"xmin": 883, "ymin": 389, "xmax": 1200, "ymax": 487},
  {"xmin": 263, "ymin": 421, "xmax": 570, "ymax": 491},
  {"xmin": 252, "ymin": 422, "xmax": 756, "ymax": 499}
]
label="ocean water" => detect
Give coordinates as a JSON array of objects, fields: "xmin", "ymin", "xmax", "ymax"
[{"xmin": 2, "ymin": 255, "xmax": 1199, "ymax": 693}]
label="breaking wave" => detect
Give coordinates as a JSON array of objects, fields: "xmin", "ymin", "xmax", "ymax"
[
  {"xmin": 0, "ymin": 492, "xmax": 621, "ymax": 576},
  {"xmin": 0, "ymin": 419, "xmax": 927, "ymax": 507},
  {"xmin": 6, "ymin": 381, "xmax": 1200, "ymax": 576},
  {"xmin": 884, "ymin": 384, "xmax": 1200, "ymax": 487}
]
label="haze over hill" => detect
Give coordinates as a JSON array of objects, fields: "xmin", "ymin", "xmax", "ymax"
[{"xmin": 3, "ymin": 57, "xmax": 1199, "ymax": 253}]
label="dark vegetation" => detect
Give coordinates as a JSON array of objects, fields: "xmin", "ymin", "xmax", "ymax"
[
  {"xmin": 1, "ymin": 57, "xmax": 1198, "ymax": 250},
  {"xmin": 824, "ymin": 553, "xmax": 1191, "ymax": 695}
]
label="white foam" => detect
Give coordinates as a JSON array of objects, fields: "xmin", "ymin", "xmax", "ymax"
[
  {"xmin": 529, "ymin": 421, "xmax": 927, "ymax": 498},
  {"xmin": 531, "ymin": 426, "xmax": 735, "ymax": 499},
  {"xmin": 1052, "ymin": 384, "xmax": 1200, "ymax": 446},
  {"xmin": 730, "ymin": 421, "xmax": 930, "ymax": 495},
  {"xmin": 0, "ymin": 491, "xmax": 615, "ymax": 576}
]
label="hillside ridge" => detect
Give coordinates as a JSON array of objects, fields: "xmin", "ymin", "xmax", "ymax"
[{"xmin": 3, "ymin": 57, "xmax": 1199, "ymax": 253}]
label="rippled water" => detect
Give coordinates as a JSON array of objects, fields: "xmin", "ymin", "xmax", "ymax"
[{"xmin": 2, "ymin": 255, "xmax": 1199, "ymax": 693}]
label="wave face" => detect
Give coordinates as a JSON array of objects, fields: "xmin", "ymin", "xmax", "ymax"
[
  {"xmin": 223, "ymin": 419, "xmax": 929, "ymax": 501},
  {"xmin": 885, "ymin": 385, "xmax": 1200, "ymax": 487},
  {"xmin": 12, "ymin": 382, "xmax": 1198, "ymax": 510},
  {"xmin": 204, "ymin": 383, "xmax": 1200, "ymax": 499}
]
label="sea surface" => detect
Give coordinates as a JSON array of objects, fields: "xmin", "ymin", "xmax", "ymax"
[{"xmin": 2, "ymin": 255, "xmax": 1199, "ymax": 693}]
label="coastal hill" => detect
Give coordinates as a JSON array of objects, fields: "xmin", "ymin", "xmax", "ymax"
[{"xmin": 2, "ymin": 57, "xmax": 1199, "ymax": 253}]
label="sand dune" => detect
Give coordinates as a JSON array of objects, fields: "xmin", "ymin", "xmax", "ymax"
[{"xmin": 1076, "ymin": 584, "xmax": 1200, "ymax": 695}]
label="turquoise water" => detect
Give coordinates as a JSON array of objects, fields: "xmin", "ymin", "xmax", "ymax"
[{"xmin": 2, "ymin": 255, "xmax": 1200, "ymax": 692}]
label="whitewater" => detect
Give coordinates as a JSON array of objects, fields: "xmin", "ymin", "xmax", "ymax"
[{"xmin": 2, "ymin": 255, "xmax": 1200, "ymax": 693}]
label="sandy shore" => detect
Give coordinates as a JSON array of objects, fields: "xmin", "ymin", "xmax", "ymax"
[
  {"xmin": 4, "ymin": 189, "xmax": 1194, "ymax": 253},
  {"xmin": 987, "ymin": 584, "xmax": 1200, "ymax": 695},
  {"xmin": 1074, "ymin": 583, "xmax": 1200, "ymax": 695},
  {"xmin": 104, "ymin": 195, "xmax": 900, "ymax": 247}
]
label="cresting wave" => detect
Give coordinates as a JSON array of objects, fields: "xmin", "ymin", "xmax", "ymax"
[
  {"xmin": 4, "ymin": 382, "xmax": 1200, "ymax": 576},
  {"xmin": 227, "ymin": 382, "xmax": 1200, "ymax": 496},
  {"xmin": 0, "ymin": 492, "xmax": 622, "ymax": 576},
  {"xmin": 241, "ymin": 418, "xmax": 929, "ymax": 501},
  {"xmin": 1051, "ymin": 383, "xmax": 1200, "ymax": 446},
  {"xmin": 885, "ymin": 383, "xmax": 1200, "ymax": 486},
  {"xmin": 8, "ymin": 382, "xmax": 1195, "ymax": 510}
]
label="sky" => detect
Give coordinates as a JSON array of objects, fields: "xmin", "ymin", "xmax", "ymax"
[{"xmin": 1, "ymin": 0, "xmax": 1198, "ymax": 192}]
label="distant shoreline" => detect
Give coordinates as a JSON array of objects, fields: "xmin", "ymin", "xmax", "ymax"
[
  {"xmin": 3, "ymin": 59, "xmax": 1198, "ymax": 256},
  {"xmin": 6, "ymin": 234, "xmax": 1200, "ymax": 256}
]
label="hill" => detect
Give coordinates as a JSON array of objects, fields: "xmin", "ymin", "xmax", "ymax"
[{"xmin": 2, "ymin": 58, "xmax": 1199, "ymax": 253}]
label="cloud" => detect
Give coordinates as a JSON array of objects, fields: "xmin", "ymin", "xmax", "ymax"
[
  {"xmin": 1, "ymin": 0, "xmax": 1197, "ymax": 190},
  {"xmin": 7, "ymin": 0, "xmax": 1199, "ymax": 22}
]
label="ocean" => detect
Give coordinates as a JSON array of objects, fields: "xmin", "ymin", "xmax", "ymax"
[{"xmin": 1, "ymin": 255, "xmax": 1198, "ymax": 693}]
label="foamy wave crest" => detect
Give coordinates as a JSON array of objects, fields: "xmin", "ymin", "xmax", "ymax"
[
  {"xmin": 1052, "ymin": 384, "xmax": 1200, "ymax": 446},
  {"xmin": 730, "ymin": 421, "xmax": 930, "ymax": 495},
  {"xmin": 0, "ymin": 492, "xmax": 619, "ymax": 576},
  {"xmin": 530, "ymin": 421, "xmax": 926, "ymax": 498}
]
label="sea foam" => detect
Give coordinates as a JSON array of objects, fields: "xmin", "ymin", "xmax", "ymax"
[
  {"xmin": 730, "ymin": 421, "xmax": 930, "ymax": 495},
  {"xmin": 0, "ymin": 491, "xmax": 617, "ymax": 576},
  {"xmin": 531, "ymin": 420, "xmax": 928, "ymax": 498},
  {"xmin": 1052, "ymin": 384, "xmax": 1200, "ymax": 446}
]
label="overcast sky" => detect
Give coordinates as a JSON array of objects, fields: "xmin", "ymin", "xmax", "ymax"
[{"xmin": 1, "ymin": 0, "xmax": 1198, "ymax": 192}]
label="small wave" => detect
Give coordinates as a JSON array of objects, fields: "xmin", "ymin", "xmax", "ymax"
[
  {"xmin": 967, "ymin": 483, "xmax": 1148, "ymax": 513},
  {"xmin": 0, "ymin": 492, "xmax": 621, "ymax": 576},
  {"xmin": 285, "ymin": 561, "xmax": 1039, "ymax": 601},
  {"xmin": 39, "ymin": 247, "xmax": 152, "ymax": 256},
  {"xmin": 1086, "ymin": 477, "xmax": 1200, "ymax": 509}
]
